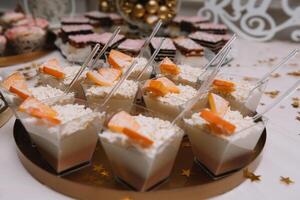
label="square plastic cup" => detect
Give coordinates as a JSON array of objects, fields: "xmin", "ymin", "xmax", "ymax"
[
  {"xmin": 198, "ymin": 73, "xmax": 269, "ymax": 115},
  {"xmin": 81, "ymin": 79, "xmax": 139, "ymax": 114},
  {"xmin": 182, "ymin": 94, "xmax": 268, "ymax": 176},
  {"xmin": 99, "ymin": 104, "xmax": 184, "ymax": 191},
  {"xmin": 16, "ymin": 96, "xmax": 105, "ymax": 173}
]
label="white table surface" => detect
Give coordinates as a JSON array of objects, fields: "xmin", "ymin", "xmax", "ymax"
[{"xmin": 0, "ymin": 39, "xmax": 299, "ymax": 200}]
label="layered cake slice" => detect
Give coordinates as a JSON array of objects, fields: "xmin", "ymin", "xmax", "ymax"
[
  {"xmin": 173, "ymin": 37, "xmax": 207, "ymax": 67},
  {"xmin": 158, "ymin": 57, "xmax": 206, "ymax": 88},
  {"xmin": 117, "ymin": 39, "xmax": 145, "ymax": 56},
  {"xmin": 82, "ymin": 68, "xmax": 138, "ymax": 113},
  {"xmin": 84, "ymin": 11, "xmax": 111, "ymax": 27},
  {"xmin": 60, "ymin": 24, "xmax": 94, "ymax": 43},
  {"xmin": 184, "ymin": 93, "xmax": 266, "ymax": 175},
  {"xmin": 193, "ymin": 23, "xmax": 228, "ymax": 35},
  {"xmin": 17, "ymin": 97, "xmax": 105, "ymax": 173},
  {"xmin": 99, "ymin": 110, "xmax": 184, "ymax": 191},
  {"xmin": 180, "ymin": 15, "xmax": 209, "ymax": 32},
  {"xmin": 150, "ymin": 37, "xmax": 176, "ymax": 62},
  {"xmin": 61, "ymin": 16, "xmax": 90, "ymax": 25},
  {"xmin": 142, "ymin": 77, "xmax": 197, "ymax": 122}
]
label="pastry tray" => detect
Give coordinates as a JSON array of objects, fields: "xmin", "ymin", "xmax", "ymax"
[{"xmin": 14, "ymin": 119, "xmax": 266, "ymax": 200}]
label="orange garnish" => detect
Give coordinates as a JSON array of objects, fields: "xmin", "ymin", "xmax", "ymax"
[
  {"xmin": 200, "ymin": 109, "xmax": 236, "ymax": 135},
  {"xmin": 19, "ymin": 97, "xmax": 60, "ymax": 124},
  {"xmin": 159, "ymin": 57, "xmax": 180, "ymax": 75},
  {"xmin": 86, "ymin": 71, "xmax": 114, "ymax": 86},
  {"xmin": 98, "ymin": 68, "xmax": 122, "ymax": 82},
  {"xmin": 212, "ymin": 79, "xmax": 236, "ymax": 93},
  {"xmin": 144, "ymin": 80, "xmax": 169, "ymax": 96},
  {"xmin": 108, "ymin": 50, "xmax": 133, "ymax": 69},
  {"xmin": 108, "ymin": 111, "xmax": 140, "ymax": 133},
  {"xmin": 1, "ymin": 72, "xmax": 31, "ymax": 99},
  {"xmin": 123, "ymin": 127, "xmax": 153, "ymax": 148},
  {"xmin": 157, "ymin": 77, "xmax": 180, "ymax": 94},
  {"xmin": 40, "ymin": 59, "xmax": 65, "ymax": 78},
  {"xmin": 208, "ymin": 93, "xmax": 229, "ymax": 117}
]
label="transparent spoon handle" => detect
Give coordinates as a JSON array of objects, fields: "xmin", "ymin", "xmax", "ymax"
[
  {"xmin": 89, "ymin": 26, "xmax": 121, "ymax": 70},
  {"xmin": 136, "ymin": 38, "xmax": 165, "ymax": 81},
  {"xmin": 256, "ymin": 48, "xmax": 299, "ymax": 87},
  {"xmin": 254, "ymin": 79, "xmax": 300, "ymax": 121},
  {"xmin": 64, "ymin": 43, "xmax": 100, "ymax": 93},
  {"xmin": 172, "ymin": 46, "xmax": 232, "ymax": 125}
]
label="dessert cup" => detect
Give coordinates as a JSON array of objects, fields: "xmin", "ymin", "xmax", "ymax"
[
  {"xmin": 17, "ymin": 96, "xmax": 105, "ymax": 173},
  {"xmin": 199, "ymin": 73, "xmax": 269, "ymax": 115},
  {"xmin": 182, "ymin": 94, "xmax": 267, "ymax": 176},
  {"xmin": 99, "ymin": 105, "xmax": 184, "ymax": 191},
  {"xmin": 81, "ymin": 79, "xmax": 138, "ymax": 114}
]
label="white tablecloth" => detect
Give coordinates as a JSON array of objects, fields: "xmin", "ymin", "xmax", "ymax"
[{"xmin": 0, "ymin": 39, "xmax": 299, "ymax": 200}]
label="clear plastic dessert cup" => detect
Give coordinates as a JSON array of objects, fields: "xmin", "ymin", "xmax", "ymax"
[
  {"xmin": 99, "ymin": 104, "xmax": 184, "ymax": 191},
  {"xmin": 182, "ymin": 95, "xmax": 267, "ymax": 176},
  {"xmin": 81, "ymin": 79, "xmax": 138, "ymax": 114},
  {"xmin": 16, "ymin": 96, "xmax": 105, "ymax": 173},
  {"xmin": 199, "ymin": 73, "xmax": 269, "ymax": 115}
]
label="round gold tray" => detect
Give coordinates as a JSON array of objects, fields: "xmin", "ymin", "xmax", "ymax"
[
  {"xmin": 0, "ymin": 50, "xmax": 51, "ymax": 67},
  {"xmin": 14, "ymin": 120, "xmax": 266, "ymax": 200}
]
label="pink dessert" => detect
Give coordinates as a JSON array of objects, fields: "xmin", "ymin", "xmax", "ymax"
[
  {"xmin": 0, "ymin": 12, "xmax": 25, "ymax": 25},
  {"xmin": 13, "ymin": 17, "xmax": 49, "ymax": 29}
]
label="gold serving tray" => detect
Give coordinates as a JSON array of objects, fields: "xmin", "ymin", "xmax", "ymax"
[
  {"xmin": 0, "ymin": 50, "xmax": 51, "ymax": 67},
  {"xmin": 14, "ymin": 119, "xmax": 266, "ymax": 200}
]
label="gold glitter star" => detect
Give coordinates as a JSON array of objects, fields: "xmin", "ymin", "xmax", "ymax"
[
  {"xmin": 121, "ymin": 197, "xmax": 133, "ymax": 200},
  {"xmin": 280, "ymin": 176, "xmax": 294, "ymax": 185},
  {"xmin": 181, "ymin": 169, "xmax": 191, "ymax": 177},
  {"xmin": 93, "ymin": 164, "xmax": 104, "ymax": 172},
  {"xmin": 100, "ymin": 170, "xmax": 110, "ymax": 177},
  {"xmin": 243, "ymin": 169, "xmax": 261, "ymax": 182}
]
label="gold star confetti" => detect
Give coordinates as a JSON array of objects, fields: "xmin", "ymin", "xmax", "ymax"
[
  {"xmin": 287, "ymin": 70, "xmax": 300, "ymax": 77},
  {"xmin": 264, "ymin": 90, "xmax": 280, "ymax": 98},
  {"xmin": 280, "ymin": 176, "xmax": 294, "ymax": 185},
  {"xmin": 243, "ymin": 169, "xmax": 261, "ymax": 182},
  {"xmin": 181, "ymin": 169, "xmax": 191, "ymax": 177},
  {"xmin": 100, "ymin": 170, "xmax": 110, "ymax": 177},
  {"xmin": 93, "ymin": 164, "xmax": 104, "ymax": 172},
  {"xmin": 243, "ymin": 76, "xmax": 257, "ymax": 81},
  {"xmin": 121, "ymin": 197, "xmax": 133, "ymax": 200},
  {"xmin": 291, "ymin": 97, "xmax": 299, "ymax": 108}
]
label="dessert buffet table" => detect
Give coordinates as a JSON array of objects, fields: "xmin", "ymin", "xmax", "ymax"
[{"xmin": 0, "ymin": 39, "xmax": 299, "ymax": 199}]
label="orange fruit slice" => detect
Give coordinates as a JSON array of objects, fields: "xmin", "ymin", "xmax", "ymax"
[
  {"xmin": 123, "ymin": 127, "xmax": 153, "ymax": 148},
  {"xmin": 19, "ymin": 97, "xmax": 60, "ymax": 125},
  {"xmin": 159, "ymin": 57, "xmax": 180, "ymax": 76},
  {"xmin": 200, "ymin": 109, "xmax": 236, "ymax": 135},
  {"xmin": 98, "ymin": 68, "xmax": 122, "ymax": 82},
  {"xmin": 212, "ymin": 79, "xmax": 236, "ymax": 93},
  {"xmin": 1, "ymin": 72, "xmax": 31, "ymax": 100},
  {"xmin": 208, "ymin": 93, "xmax": 229, "ymax": 117},
  {"xmin": 86, "ymin": 71, "xmax": 114, "ymax": 86},
  {"xmin": 108, "ymin": 111, "xmax": 140, "ymax": 133},
  {"xmin": 157, "ymin": 77, "xmax": 180, "ymax": 94},
  {"xmin": 143, "ymin": 79, "xmax": 169, "ymax": 96},
  {"xmin": 40, "ymin": 59, "xmax": 65, "ymax": 78},
  {"xmin": 108, "ymin": 50, "xmax": 133, "ymax": 69}
]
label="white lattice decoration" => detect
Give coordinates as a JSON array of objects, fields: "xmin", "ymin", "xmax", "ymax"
[{"xmin": 197, "ymin": 0, "xmax": 300, "ymax": 41}]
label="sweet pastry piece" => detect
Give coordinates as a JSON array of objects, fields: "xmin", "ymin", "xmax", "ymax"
[
  {"xmin": 108, "ymin": 50, "xmax": 152, "ymax": 80},
  {"xmin": 38, "ymin": 59, "xmax": 86, "ymax": 98},
  {"xmin": 82, "ymin": 68, "xmax": 138, "ymax": 113},
  {"xmin": 209, "ymin": 75, "xmax": 267, "ymax": 114},
  {"xmin": 117, "ymin": 39, "xmax": 145, "ymax": 56},
  {"xmin": 17, "ymin": 97, "xmax": 104, "ymax": 173},
  {"xmin": 59, "ymin": 24, "xmax": 94, "ymax": 43},
  {"xmin": 108, "ymin": 13, "xmax": 124, "ymax": 25},
  {"xmin": 173, "ymin": 37, "xmax": 208, "ymax": 67},
  {"xmin": 142, "ymin": 77, "xmax": 197, "ymax": 122},
  {"xmin": 184, "ymin": 93, "xmax": 266, "ymax": 175},
  {"xmin": 189, "ymin": 31, "xmax": 230, "ymax": 53},
  {"xmin": 61, "ymin": 16, "xmax": 90, "ymax": 25},
  {"xmin": 0, "ymin": 11, "xmax": 25, "ymax": 27},
  {"xmin": 0, "ymin": 35, "xmax": 7, "ymax": 55},
  {"xmin": 158, "ymin": 58, "xmax": 206, "ymax": 88},
  {"xmin": 13, "ymin": 17, "xmax": 49, "ymax": 29},
  {"xmin": 99, "ymin": 110, "xmax": 184, "ymax": 191},
  {"xmin": 5, "ymin": 26, "xmax": 46, "ymax": 54},
  {"xmin": 84, "ymin": 11, "xmax": 111, "ymax": 27},
  {"xmin": 150, "ymin": 37, "xmax": 176, "ymax": 62},
  {"xmin": 193, "ymin": 23, "xmax": 228, "ymax": 35},
  {"xmin": 180, "ymin": 15, "xmax": 209, "ymax": 32}
]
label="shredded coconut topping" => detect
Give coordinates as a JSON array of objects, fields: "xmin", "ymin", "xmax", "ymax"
[
  {"xmin": 176, "ymin": 64, "xmax": 205, "ymax": 84},
  {"xmin": 30, "ymin": 85, "xmax": 72, "ymax": 101}
]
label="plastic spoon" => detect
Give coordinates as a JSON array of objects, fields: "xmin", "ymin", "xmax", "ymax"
[
  {"xmin": 64, "ymin": 44, "xmax": 100, "ymax": 93},
  {"xmin": 135, "ymin": 38, "xmax": 165, "ymax": 81},
  {"xmin": 172, "ymin": 46, "xmax": 232, "ymax": 125},
  {"xmin": 253, "ymin": 79, "xmax": 300, "ymax": 121}
]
